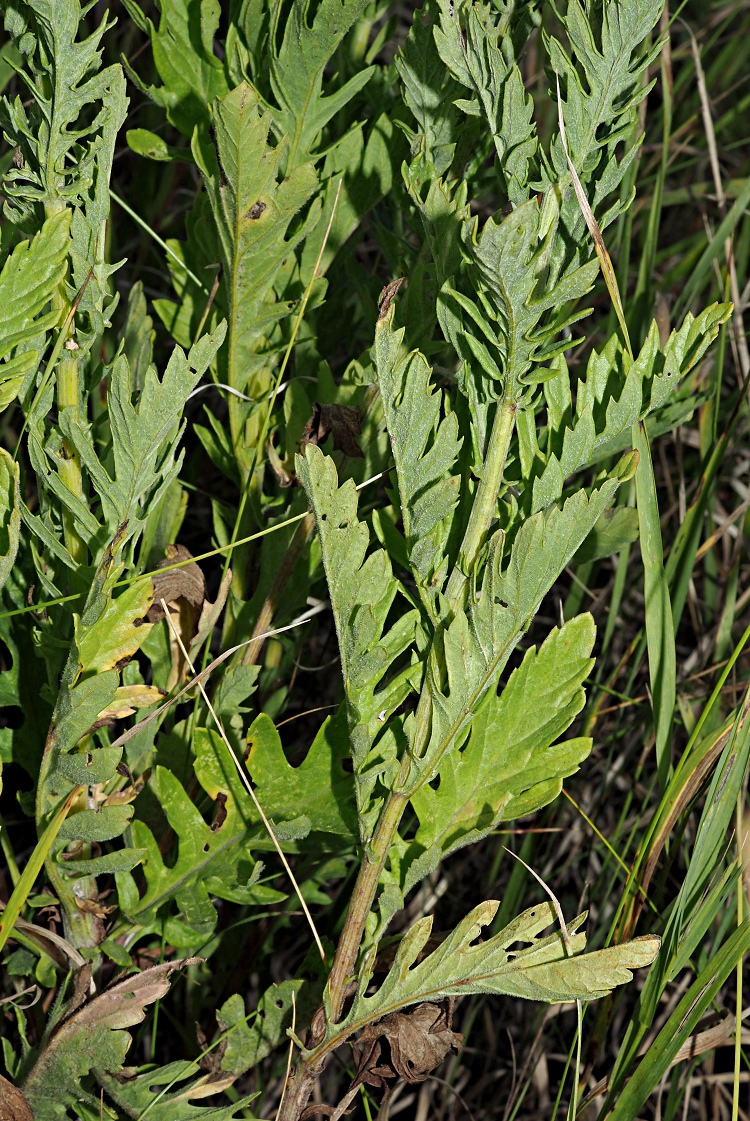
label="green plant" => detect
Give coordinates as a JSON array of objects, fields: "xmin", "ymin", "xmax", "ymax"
[{"xmin": 0, "ymin": 1, "xmax": 746, "ymax": 1119}]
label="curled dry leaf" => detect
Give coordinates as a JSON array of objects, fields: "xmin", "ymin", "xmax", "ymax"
[
  {"xmin": 146, "ymin": 543, "xmax": 206, "ymax": 623},
  {"xmin": 313, "ymin": 1001, "xmax": 463, "ymax": 1121},
  {"xmin": 145, "ymin": 544, "xmax": 207, "ymax": 687},
  {"xmin": 354, "ymin": 1001, "xmax": 463, "ymax": 1086},
  {"xmin": 300, "ymin": 402, "xmax": 364, "ymax": 459},
  {"xmin": 377, "ymin": 276, "xmax": 406, "ymax": 321}
]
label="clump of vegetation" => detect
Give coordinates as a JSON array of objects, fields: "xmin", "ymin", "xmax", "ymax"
[{"xmin": 1, "ymin": 2, "xmax": 749, "ymax": 1119}]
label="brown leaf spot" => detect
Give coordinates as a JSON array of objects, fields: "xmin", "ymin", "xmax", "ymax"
[
  {"xmin": 300, "ymin": 402, "xmax": 364, "ymax": 459},
  {"xmin": 211, "ymin": 792, "xmax": 228, "ymax": 831},
  {"xmin": 247, "ymin": 201, "xmax": 266, "ymax": 220}
]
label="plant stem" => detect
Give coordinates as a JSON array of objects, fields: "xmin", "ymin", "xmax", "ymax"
[
  {"xmin": 327, "ymin": 791, "xmax": 408, "ymax": 1021},
  {"xmin": 444, "ymin": 398, "xmax": 517, "ymax": 606},
  {"xmin": 326, "ymin": 400, "xmax": 517, "ymax": 1022},
  {"xmin": 44, "ymin": 199, "xmax": 87, "ymax": 566},
  {"xmin": 57, "ymin": 352, "xmax": 87, "ymax": 565}
]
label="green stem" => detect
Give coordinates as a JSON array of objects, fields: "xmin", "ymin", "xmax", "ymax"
[
  {"xmin": 57, "ymin": 353, "xmax": 87, "ymax": 566},
  {"xmin": 445, "ymin": 399, "xmax": 517, "ymax": 606},
  {"xmin": 327, "ymin": 791, "xmax": 408, "ymax": 1022},
  {"xmin": 326, "ymin": 398, "xmax": 518, "ymax": 1023},
  {"xmin": 44, "ymin": 199, "xmax": 87, "ymax": 566},
  {"xmin": 283, "ymin": 400, "xmax": 519, "ymax": 1120}
]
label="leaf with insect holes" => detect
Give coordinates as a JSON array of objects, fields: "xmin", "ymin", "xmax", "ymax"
[
  {"xmin": 115, "ymin": 712, "xmax": 357, "ymax": 942},
  {"xmin": 305, "ymin": 901, "xmax": 660, "ymax": 1062},
  {"xmin": 100, "ymin": 1060, "xmax": 255, "ymax": 1121},
  {"xmin": 408, "ymin": 615, "xmax": 595, "ymax": 883},
  {"xmin": 296, "ymin": 445, "xmax": 421, "ymax": 840},
  {"xmin": 20, "ymin": 959, "xmax": 206, "ymax": 1119},
  {"xmin": 116, "ymin": 730, "xmax": 273, "ymax": 942},
  {"xmin": 217, "ymin": 981, "xmax": 309, "ymax": 1076}
]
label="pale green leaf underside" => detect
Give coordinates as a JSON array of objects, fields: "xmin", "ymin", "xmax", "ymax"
[{"xmin": 310, "ymin": 901, "xmax": 660, "ymax": 1059}]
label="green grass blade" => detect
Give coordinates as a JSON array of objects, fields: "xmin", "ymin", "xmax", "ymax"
[
  {"xmin": 607, "ymin": 921, "xmax": 750, "ymax": 1120},
  {"xmin": 633, "ymin": 421, "xmax": 676, "ymax": 787},
  {"xmin": 0, "ymin": 786, "xmax": 82, "ymax": 953}
]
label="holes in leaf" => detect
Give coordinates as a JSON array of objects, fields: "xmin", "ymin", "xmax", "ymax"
[{"xmin": 203, "ymin": 842, "xmax": 210, "ymax": 853}]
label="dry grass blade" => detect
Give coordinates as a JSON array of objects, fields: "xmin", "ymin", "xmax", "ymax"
[
  {"xmin": 108, "ymin": 602, "xmax": 327, "ymax": 752},
  {"xmin": 683, "ymin": 19, "xmax": 750, "ymax": 385},
  {"xmin": 160, "ymin": 599, "xmax": 327, "ymax": 963}
]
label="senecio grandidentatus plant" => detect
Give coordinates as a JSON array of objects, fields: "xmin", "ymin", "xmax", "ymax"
[{"xmin": 0, "ymin": 0, "xmax": 731, "ymax": 1117}]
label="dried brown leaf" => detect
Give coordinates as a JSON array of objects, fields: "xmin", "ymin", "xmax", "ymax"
[
  {"xmin": 354, "ymin": 1001, "xmax": 463, "ymax": 1085},
  {"xmin": 0, "ymin": 1075, "xmax": 33, "ymax": 1121},
  {"xmin": 146, "ymin": 544, "xmax": 206, "ymax": 623},
  {"xmin": 377, "ymin": 277, "xmax": 406, "ymax": 321},
  {"xmin": 300, "ymin": 403, "xmax": 364, "ymax": 459}
]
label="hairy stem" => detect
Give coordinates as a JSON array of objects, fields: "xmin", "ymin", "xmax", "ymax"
[
  {"xmin": 326, "ymin": 400, "xmax": 518, "ymax": 1023},
  {"xmin": 327, "ymin": 791, "xmax": 408, "ymax": 1021},
  {"xmin": 445, "ymin": 398, "xmax": 517, "ymax": 605},
  {"xmin": 45, "ymin": 199, "xmax": 87, "ymax": 566}
]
